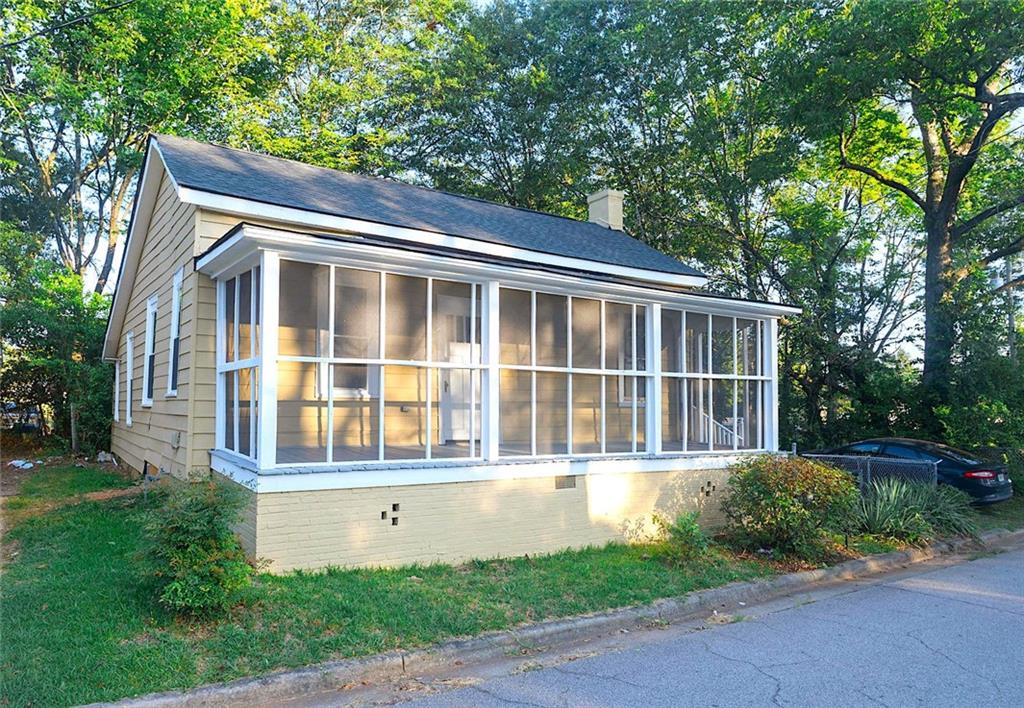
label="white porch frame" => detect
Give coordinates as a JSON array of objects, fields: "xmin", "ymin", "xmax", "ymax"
[{"xmin": 200, "ymin": 224, "xmax": 799, "ymax": 492}]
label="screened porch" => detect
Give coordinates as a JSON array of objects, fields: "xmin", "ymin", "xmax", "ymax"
[{"xmin": 204, "ymin": 234, "xmax": 783, "ymax": 476}]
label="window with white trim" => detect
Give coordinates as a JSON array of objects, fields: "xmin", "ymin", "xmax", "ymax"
[
  {"xmin": 142, "ymin": 295, "xmax": 158, "ymax": 406},
  {"xmin": 167, "ymin": 266, "xmax": 183, "ymax": 396},
  {"xmin": 125, "ymin": 332, "xmax": 134, "ymax": 426},
  {"xmin": 219, "ymin": 266, "xmax": 261, "ymax": 459},
  {"xmin": 497, "ymin": 288, "xmax": 648, "ymax": 457},
  {"xmin": 275, "ymin": 260, "xmax": 482, "ymax": 464},
  {"xmin": 113, "ymin": 358, "xmax": 120, "ymax": 422},
  {"xmin": 660, "ymin": 310, "xmax": 765, "ymax": 451}
]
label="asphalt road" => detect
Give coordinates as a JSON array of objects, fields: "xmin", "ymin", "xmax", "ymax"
[{"xmin": 401, "ymin": 547, "xmax": 1024, "ymax": 708}]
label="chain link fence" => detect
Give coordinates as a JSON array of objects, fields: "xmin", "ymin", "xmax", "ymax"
[{"xmin": 802, "ymin": 454, "xmax": 938, "ymax": 491}]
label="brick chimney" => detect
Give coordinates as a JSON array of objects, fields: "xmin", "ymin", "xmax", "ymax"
[{"xmin": 587, "ymin": 188, "xmax": 624, "ymax": 231}]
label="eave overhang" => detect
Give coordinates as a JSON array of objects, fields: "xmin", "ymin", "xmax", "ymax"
[
  {"xmin": 101, "ymin": 137, "xmax": 177, "ymax": 361},
  {"xmin": 197, "ymin": 223, "xmax": 803, "ymax": 319}
]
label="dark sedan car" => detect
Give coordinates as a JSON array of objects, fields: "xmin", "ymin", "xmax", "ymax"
[{"xmin": 821, "ymin": 438, "xmax": 1013, "ymax": 504}]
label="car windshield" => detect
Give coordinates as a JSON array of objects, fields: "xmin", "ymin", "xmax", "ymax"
[{"xmin": 920, "ymin": 442, "xmax": 984, "ymax": 465}]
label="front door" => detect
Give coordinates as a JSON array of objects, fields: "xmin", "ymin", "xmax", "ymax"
[{"xmin": 441, "ymin": 342, "xmax": 478, "ymax": 442}]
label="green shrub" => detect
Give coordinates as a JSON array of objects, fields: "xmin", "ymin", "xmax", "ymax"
[
  {"xmin": 855, "ymin": 478, "xmax": 979, "ymax": 544},
  {"xmin": 855, "ymin": 479, "xmax": 933, "ymax": 544},
  {"xmin": 720, "ymin": 455, "xmax": 858, "ymax": 558},
  {"xmin": 144, "ymin": 481, "xmax": 254, "ymax": 617},
  {"xmin": 920, "ymin": 485, "xmax": 980, "ymax": 538},
  {"xmin": 655, "ymin": 511, "xmax": 710, "ymax": 563}
]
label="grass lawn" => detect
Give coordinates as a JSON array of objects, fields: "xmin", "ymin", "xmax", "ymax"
[
  {"xmin": 976, "ymin": 493, "xmax": 1024, "ymax": 532},
  {"xmin": 12, "ymin": 463, "xmax": 132, "ymax": 501},
  {"xmin": 5, "ymin": 464, "xmax": 1018, "ymax": 706},
  {"xmin": 0, "ymin": 465, "xmax": 776, "ymax": 707},
  {"xmin": 1, "ymin": 464, "xmax": 134, "ymax": 527}
]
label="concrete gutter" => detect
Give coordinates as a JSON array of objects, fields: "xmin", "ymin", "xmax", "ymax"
[{"xmin": 90, "ymin": 527, "xmax": 1024, "ymax": 708}]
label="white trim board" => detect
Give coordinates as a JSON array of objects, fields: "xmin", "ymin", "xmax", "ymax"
[{"xmin": 210, "ymin": 450, "xmax": 760, "ymax": 494}]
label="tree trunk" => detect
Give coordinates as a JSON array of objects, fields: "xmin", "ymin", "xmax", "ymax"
[
  {"xmin": 95, "ymin": 168, "xmax": 136, "ymax": 293},
  {"xmin": 70, "ymin": 402, "xmax": 80, "ymax": 454},
  {"xmin": 921, "ymin": 214, "xmax": 955, "ymax": 408}
]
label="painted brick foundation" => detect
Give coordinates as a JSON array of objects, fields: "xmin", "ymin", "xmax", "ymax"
[{"xmin": 229, "ymin": 468, "xmax": 732, "ymax": 572}]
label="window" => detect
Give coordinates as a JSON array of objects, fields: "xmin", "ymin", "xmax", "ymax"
[
  {"xmin": 125, "ymin": 332, "xmax": 134, "ymax": 426},
  {"xmin": 167, "ymin": 267, "xmax": 183, "ymax": 395},
  {"xmin": 661, "ymin": 311, "xmax": 765, "ymax": 452},
  {"xmin": 845, "ymin": 442, "xmax": 882, "ymax": 456},
  {"xmin": 219, "ymin": 267, "xmax": 261, "ymax": 460},
  {"xmin": 274, "ymin": 261, "xmax": 482, "ymax": 465},
  {"xmin": 497, "ymin": 288, "xmax": 648, "ymax": 457},
  {"xmin": 882, "ymin": 444, "xmax": 938, "ymax": 462},
  {"xmin": 113, "ymin": 358, "xmax": 120, "ymax": 422},
  {"xmin": 142, "ymin": 295, "xmax": 158, "ymax": 406}
]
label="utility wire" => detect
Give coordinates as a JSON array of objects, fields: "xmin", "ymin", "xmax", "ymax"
[{"xmin": 1, "ymin": 0, "xmax": 138, "ymax": 50}]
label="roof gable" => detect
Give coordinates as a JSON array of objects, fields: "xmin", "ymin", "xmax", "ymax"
[{"xmin": 154, "ymin": 134, "xmax": 704, "ymax": 280}]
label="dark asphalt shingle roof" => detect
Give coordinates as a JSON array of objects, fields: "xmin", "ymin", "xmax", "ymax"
[{"xmin": 155, "ymin": 134, "xmax": 704, "ymax": 279}]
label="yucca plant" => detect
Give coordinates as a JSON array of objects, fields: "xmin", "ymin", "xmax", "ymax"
[
  {"xmin": 909, "ymin": 484, "xmax": 979, "ymax": 539},
  {"xmin": 856, "ymin": 478, "xmax": 979, "ymax": 545},
  {"xmin": 856, "ymin": 479, "xmax": 933, "ymax": 544}
]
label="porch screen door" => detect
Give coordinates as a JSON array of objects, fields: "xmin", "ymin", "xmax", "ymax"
[{"xmin": 441, "ymin": 342, "xmax": 479, "ymax": 442}]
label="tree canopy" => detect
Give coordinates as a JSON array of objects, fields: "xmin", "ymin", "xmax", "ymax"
[{"xmin": 2, "ymin": 0, "xmax": 1021, "ymax": 451}]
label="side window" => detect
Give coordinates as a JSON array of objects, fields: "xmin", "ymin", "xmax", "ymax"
[
  {"xmin": 167, "ymin": 267, "xmax": 183, "ymax": 396},
  {"xmin": 142, "ymin": 295, "xmax": 158, "ymax": 406},
  {"xmin": 113, "ymin": 358, "xmax": 120, "ymax": 422},
  {"xmin": 882, "ymin": 444, "xmax": 922, "ymax": 460},
  {"xmin": 846, "ymin": 442, "xmax": 881, "ymax": 456},
  {"xmin": 125, "ymin": 332, "xmax": 134, "ymax": 426}
]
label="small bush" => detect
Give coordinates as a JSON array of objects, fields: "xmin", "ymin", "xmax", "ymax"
[
  {"xmin": 920, "ymin": 485, "xmax": 979, "ymax": 538},
  {"xmin": 720, "ymin": 455, "xmax": 858, "ymax": 558},
  {"xmin": 855, "ymin": 479, "xmax": 933, "ymax": 544},
  {"xmin": 855, "ymin": 478, "xmax": 979, "ymax": 544},
  {"xmin": 144, "ymin": 481, "xmax": 254, "ymax": 617},
  {"xmin": 655, "ymin": 511, "xmax": 710, "ymax": 563}
]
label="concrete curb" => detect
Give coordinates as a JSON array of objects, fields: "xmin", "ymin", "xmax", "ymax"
[{"xmin": 93, "ymin": 527, "xmax": 1024, "ymax": 708}]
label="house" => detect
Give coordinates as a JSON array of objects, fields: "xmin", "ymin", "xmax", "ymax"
[{"xmin": 102, "ymin": 134, "xmax": 799, "ymax": 571}]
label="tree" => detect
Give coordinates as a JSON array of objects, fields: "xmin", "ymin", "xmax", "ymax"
[
  {"xmin": 777, "ymin": 0, "xmax": 1024, "ymax": 407},
  {"xmin": 225, "ymin": 0, "xmax": 465, "ymax": 177},
  {"xmin": 404, "ymin": 0, "xmax": 603, "ymax": 212},
  {"xmin": 406, "ymin": 0, "xmax": 928, "ymax": 447},
  {"xmin": 1, "ymin": 0, "xmax": 270, "ymax": 291},
  {"xmin": 0, "ymin": 222, "xmax": 111, "ymax": 451}
]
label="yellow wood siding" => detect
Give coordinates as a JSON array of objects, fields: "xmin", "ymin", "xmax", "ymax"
[
  {"xmin": 110, "ymin": 172, "xmax": 197, "ymax": 478},
  {"xmin": 186, "ymin": 272, "xmax": 219, "ymax": 473}
]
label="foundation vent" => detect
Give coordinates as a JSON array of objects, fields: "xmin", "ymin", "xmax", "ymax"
[
  {"xmin": 381, "ymin": 503, "xmax": 401, "ymax": 525},
  {"xmin": 555, "ymin": 475, "xmax": 577, "ymax": 490}
]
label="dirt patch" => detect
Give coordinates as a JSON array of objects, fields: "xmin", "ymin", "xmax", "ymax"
[
  {"xmin": 0, "ymin": 460, "xmax": 48, "ymax": 497},
  {"xmin": 1, "ymin": 458, "xmax": 141, "ymax": 537},
  {"xmin": 1, "ymin": 499, "xmax": 60, "ymax": 531},
  {"xmin": 84, "ymin": 487, "xmax": 141, "ymax": 502},
  {"xmin": 1, "ymin": 486, "xmax": 141, "ymax": 530},
  {"xmin": 0, "ymin": 537, "xmax": 21, "ymax": 566},
  {"xmin": 1, "ymin": 456, "xmax": 133, "ymax": 498}
]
